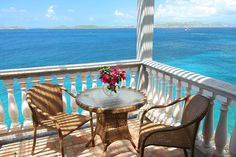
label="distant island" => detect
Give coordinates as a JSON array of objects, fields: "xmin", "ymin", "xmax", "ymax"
[
  {"xmin": 154, "ymin": 22, "xmax": 236, "ymax": 28},
  {"xmin": 47, "ymin": 25, "xmax": 135, "ymax": 29},
  {"xmin": 0, "ymin": 22, "xmax": 235, "ymax": 29}
]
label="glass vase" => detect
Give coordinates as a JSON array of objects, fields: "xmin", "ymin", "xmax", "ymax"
[{"xmin": 103, "ymin": 84, "xmax": 120, "ymax": 97}]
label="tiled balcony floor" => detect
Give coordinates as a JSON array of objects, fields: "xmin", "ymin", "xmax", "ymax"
[{"xmin": 0, "ymin": 119, "xmax": 186, "ymax": 157}]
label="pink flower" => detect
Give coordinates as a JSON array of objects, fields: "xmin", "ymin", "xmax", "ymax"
[
  {"xmin": 99, "ymin": 66, "xmax": 126, "ymax": 92},
  {"xmin": 100, "ymin": 73, "xmax": 110, "ymax": 83},
  {"xmin": 211, "ymin": 154, "xmax": 219, "ymax": 157}
]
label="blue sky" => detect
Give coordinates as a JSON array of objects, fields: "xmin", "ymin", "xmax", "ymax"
[{"xmin": 0, "ymin": 0, "xmax": 236, "ymax": 27}]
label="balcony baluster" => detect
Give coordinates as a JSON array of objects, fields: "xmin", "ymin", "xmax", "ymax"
[
  {"xmin": 19, "ymin": 78, "xmax": 32, "ymax": 129},
  {"xmin": 70, "ymin": 74, "xmax": 78, "ymax": 114},
  {"xmin": 230, "ymin": 115, "xmax": 236, "ymax": 157},
  {"xmin": 173, "ymin": 79, "xmax": 182, "ymax": 125},
  {"xmin": 0, "ymin": 99, "xmax": 7, "ymax": 133},
  {"xmin": 214, "ymin": 96, "xmax": 230, "ymax": 157},
  {"xmin": 57, "ymin": 74, "xmax": 67, "ymax": 112},
  {"xmin": 146, "ymin": 68, "xmax": 153, "ymax": 102},
  {"xmin": 91, "ymin": 71, "xmax": 97, "ymax": 88},
  {"xmin": 130, "ymin": 68, "xmax": 137, "ymax": 89},
  {"xmin": 81, "ymin": 73, "xmax": 89, "ymax": 116},
  {"xmin": 202, "ymin": 91, "xmax": 215, "ymax": 154},
  {"xmin": 152, "ymin": 70, "xmax": 159, "ymax": 105},
  {"xmin": 5, "ymin": 80, "xmax": 21, "ymax": 131},
  {"xmin": 164, "ymin": 76, "xmax": 174, "ymax": 125}
]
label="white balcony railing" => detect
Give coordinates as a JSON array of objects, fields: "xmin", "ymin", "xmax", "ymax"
[
  {"xmin": 142, "ymin": 60, "xmax": 236, "ymax": 157},
  {"xmin": 0, "ymin": 59, "xmax": 141, "ymax": 134},
  {"xmin": 0, "ymin": 59, "xmax": 235, "ymax": 157}
]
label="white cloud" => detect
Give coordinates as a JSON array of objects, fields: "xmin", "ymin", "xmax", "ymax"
[
  {"xmin": 114, "ymin": 10, "xmax": 132, "ymax": 18},
  {"xmin": 0, "ymin": 7, "xmax": 27, "ymax": 13},
  {"xmin": 155, "ymin": 0, "xmax": 236, "ymax": 20},
  {"xmin": 46, "ymin": 5, "xmax": 57, "ymax": 20}
]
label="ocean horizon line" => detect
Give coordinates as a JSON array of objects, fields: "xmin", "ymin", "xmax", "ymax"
[{"xmin": 1, "ymin": 26, "xmax": 236, "ymax": 30}]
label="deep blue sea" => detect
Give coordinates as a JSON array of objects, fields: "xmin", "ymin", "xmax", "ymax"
[{"xmin": 0, "ymin": 28, "xmax": 235, "ymax": 134}]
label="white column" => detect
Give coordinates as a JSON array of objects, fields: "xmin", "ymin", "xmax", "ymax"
[
  {"xmin": 137, "ymin": 0, "xmax": 154, "ymax": 60},
  {"xmin": 70, "ymin": 74, "xmax": 78, "ymax": 114},
  {"xmin": 57, "ymin": 74, "xmax": 67, "ymax": 112},
  {"xmin": 5, "ymin": 80, "xmax": 21, "ymax": 131},
  {"xmin": 214, "ymin": 96, "xmax": 230, "ymax": 157},
  {"xmin": 0, "ymin": 99, "xmax": 8, "ymax": 133},
  {"xmin": 129, "ymin": 68, "xmax": 137, "ymax": 89},
  {"xmin": 19, "ymin": 78, "xmax": 32, "ymax": 129},
  {"xmin": 202, "ymin": 91, "xmax": 215, "ymax": 153},
  {"xmin": 230, "ymin": 115, "xmax": 236, "ymax": 157},
  {"xmin": 91, "ymin": 71, "xmax": 97, "ymax": 88}
]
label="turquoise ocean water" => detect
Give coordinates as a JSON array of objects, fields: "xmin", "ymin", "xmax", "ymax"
[{"xmin": 0, "ymin": 28, "xmax": 235, "ymax": 134}]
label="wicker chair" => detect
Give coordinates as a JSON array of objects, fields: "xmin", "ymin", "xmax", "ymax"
[
  {"xmin": 138, "ymin": 94, "xmax": 210, "ymax": 157},
  {"xmin": 26, "ymin": 83, "xmax": 94, "ymax": 157}
]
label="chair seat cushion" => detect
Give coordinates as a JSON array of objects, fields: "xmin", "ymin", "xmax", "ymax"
[
  {"xmin": 139, "ymin": 122, "xmax": 191, "ymax": 148},
  {"xmin": 41, "ymin": 112, "xmax": 91, "ymax": 136}
]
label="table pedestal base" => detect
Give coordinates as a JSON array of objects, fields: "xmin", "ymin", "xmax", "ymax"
[{"xmin": 94, "ymin": 112, "xmax": 135, "ymax": 151}]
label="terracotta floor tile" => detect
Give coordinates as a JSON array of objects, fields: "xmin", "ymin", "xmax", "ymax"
[{"xmin": 0, "ymin": 119, "xmax": 191, "ymax": 157}]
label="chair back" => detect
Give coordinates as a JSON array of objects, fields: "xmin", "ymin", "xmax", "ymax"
[
  {"xmin": 181, "ymin": 94, "xmax": 210, "ymax": 144},
  {"xmin": 26, "ymin": 83, "xmax": 63, "ymax": 124}
]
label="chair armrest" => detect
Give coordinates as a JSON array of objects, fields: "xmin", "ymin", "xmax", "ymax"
[
  {"xmin": 140, "ymin": 109, "xmax": 204, "ymax": 137},
  {"xmin": 61, "ymin": 87, "xmax": 76, "ymax": 98},
  {"xmin": 140, "ymin": 95, "xmax": 190, "ymax": 126}
]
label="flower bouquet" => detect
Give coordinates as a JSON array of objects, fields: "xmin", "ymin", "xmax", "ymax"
[{"xmin": 99, "ymin": 66, "xmax": 126, "ymax": 95}]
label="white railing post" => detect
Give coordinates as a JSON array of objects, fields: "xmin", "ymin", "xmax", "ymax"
[
  {"xmin": 121, "ymin": 68, "xmax": 127, "ymax": 87},
  {"xmin": 202, "ymin": 92, "xmax": 215, "ymax": 154},
  {"xmin": 214, "ymin": 96, "xmax": 230, "ymax": 157},
  {"xmin": 44, "ymin": 75, "xmax": 52, "ymax": 83},
  {"xmin": 173, "ymin": 79, "xmax": 182, "ymax": 124},
  {"xmin": 19, "ymin": 78, "xmax": 32, "ymax": 129},
  {"xmin": 183, "ymin": 82, "xmax": 191, "ymax": 96},
  {"xmin": 81, "ymin": 72, "xmax": 90, "ymax": 116},
  {"xmin": 229, "ymin": 114, "xmax": 236, "ymax": 157},
  {"xmin": 151, "ymin": 70, "xmax": 157, "ymax": 103},
  {"xmin": 70, "ymin": 74, "xmax": 78, "ymax": 114},
  {"xmin": 57, "ymin": 74, "xmax": 67, "ymax": 112},
  {"xmin": 158, "ymin": 73, "xmax": 166, "ymax": 105},
  {"xmin": 91, "ymin": 72, "xmax": 97, "ymax": 88},
  {"xmin": 152, "ymin": 70, "xmax": 159, "ymax": 105},
  {"xmin": 5, "ymin": 80, "xmax": 21, "ymax": 131},
  {"xmin": 164, "ymin": 76, "xmax": 174, "ymax": 125},
  {"xmin": 0, "ymin": 99, "xmax": 8, "ymax": 133},
  {"xmin": 146, "ymin": 68, "xmax": 153, "ymax": 102},
  {"xmin": 31, "ymin": 76, "xmax": 40, "ymax": 85},
  {"xmin": 130, "ymin": 68, "xmax": 137, "ymax": 89}
]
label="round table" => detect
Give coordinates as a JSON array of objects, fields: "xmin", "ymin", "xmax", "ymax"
[{"xmin": 76, "ymin": 87, "xmax": 146, "ymax": 150}]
